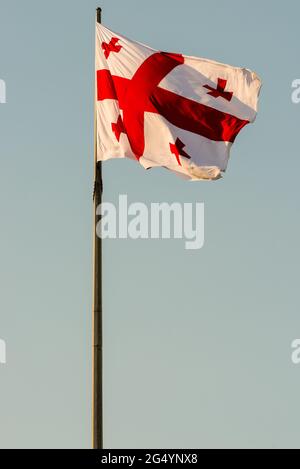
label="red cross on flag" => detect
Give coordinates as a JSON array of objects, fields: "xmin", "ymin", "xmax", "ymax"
[{"xmin": 96, "ymin": 24, "xmax": 261, "ymax": 181}]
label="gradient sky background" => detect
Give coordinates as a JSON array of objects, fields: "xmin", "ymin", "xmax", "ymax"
[{"xmin": 1, "ymin": 0, "xmax": 300, "ymax": 449}]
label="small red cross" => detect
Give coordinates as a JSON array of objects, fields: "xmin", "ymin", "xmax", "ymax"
[
  {"xmin": 170, "ymin": 138, "xmax": 191, "ymax": 166},
  {"xmin": 204, "ymin": 78, "xmax": 233, "ymax": 102},
  {"xmin": 111, "ymin": 115, "xmax": 125, "ymax": 141},
  {"xmin": 102, "ymin": 37, "xmax": 122, "ymax": 59}
]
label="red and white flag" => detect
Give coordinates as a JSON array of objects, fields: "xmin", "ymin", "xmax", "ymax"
[{"xmin": 95, "ymin": 24, "xmax": 261, "ymax": 181}]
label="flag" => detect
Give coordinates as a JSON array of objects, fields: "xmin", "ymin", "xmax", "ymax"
[{"xmin": 95, "ymin": 23, "xmax": 261, "ymax": 181}]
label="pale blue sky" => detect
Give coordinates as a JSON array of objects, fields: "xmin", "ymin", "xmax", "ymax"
[{"xmin": 1, "ymin": 0, "xmax": 300, "ymax": 449}]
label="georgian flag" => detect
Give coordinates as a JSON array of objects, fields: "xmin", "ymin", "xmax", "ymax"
[{"xmin": 96, "ymin": 23, "xmax": 261, "ymax": 181}]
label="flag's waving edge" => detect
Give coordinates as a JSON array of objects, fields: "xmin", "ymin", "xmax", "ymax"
[{"xmin": 95, "ymin": 23, "xmax": 262, "ymax": 181}]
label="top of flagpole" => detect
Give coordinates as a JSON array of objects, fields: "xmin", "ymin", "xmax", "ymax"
[{"xmin": 96, "ymin": 7, "xmax": 102, "ymax": 24}]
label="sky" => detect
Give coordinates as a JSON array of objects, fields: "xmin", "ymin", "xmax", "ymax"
[{"xmin": 1, "ymin": 0, "xmax": 300, "ymax": 449}]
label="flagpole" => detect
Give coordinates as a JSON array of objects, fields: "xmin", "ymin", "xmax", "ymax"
[{"xmin": 92, "ymin": 6, "xmax": 103, "ymax": 450}]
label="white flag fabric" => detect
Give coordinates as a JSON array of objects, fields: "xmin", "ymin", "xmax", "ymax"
[{"xmin": 95, "ymin": 23, "xmax": 261, "ymax": 180}]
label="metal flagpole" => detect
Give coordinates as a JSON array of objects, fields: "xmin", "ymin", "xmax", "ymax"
[{"xmin": 92, "ymin": 6, "xmax": 103, "ymax": 450}]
